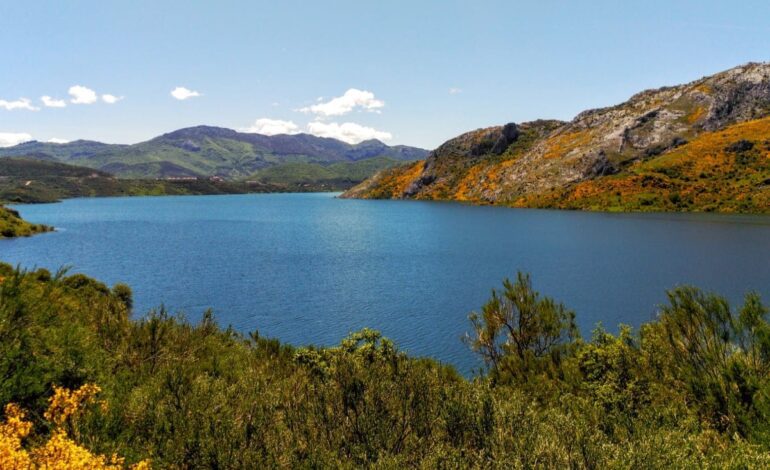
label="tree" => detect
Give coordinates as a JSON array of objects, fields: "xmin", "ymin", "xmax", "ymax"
[
  {"xmin": 651, "ymin": 287, "xmax": 770, "ymax": 436},
  {"xmin": 466, "ymin": 273, "xmax": 579, "ymax": 383}
]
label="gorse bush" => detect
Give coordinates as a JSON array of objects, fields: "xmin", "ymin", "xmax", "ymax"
[
  {"xmin": 1, "ymin": 262, "xmax": 769, "ymax": 468},
  {"xmin": 654, "ymin": 287, "xmax": 770, "ymax": 438},
  {"xmin": 466, "ymin": 272, "xmax": 580, "ymax": 385},
  {"xmin": 0, "ymin": 384, "xmax": 149, "ymax": 469}
]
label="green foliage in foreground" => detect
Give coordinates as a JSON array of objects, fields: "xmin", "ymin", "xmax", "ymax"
[
  {"xmin": 0, "ymin": 206, "xmax": 51, "ymax": 238},
  {"xmin": 1, "ymin": 263, "xmax": 769, "ymax": 468}
]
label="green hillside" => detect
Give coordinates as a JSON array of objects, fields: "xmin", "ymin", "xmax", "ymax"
[
  {"xmin": 246, "ymin": 156, "xmax": 404, "ymax": 187},
  {"xmin": 0, "ymin": 139, "xmax": 123, "ymax": 161},
  {"xmin": 0, "ymin": 158, "xmax": 282, "ymax": 204},
  {"xmin": 0, "ymin": 126, "xmax": 427, "ymax": 180},
  {"xmin": 0, "ymin": 156, "xmax": 407, "ymax": 204}
]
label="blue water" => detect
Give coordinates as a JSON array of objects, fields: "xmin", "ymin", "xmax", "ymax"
[{"xmin": 3, "ymin": 193, "xmax": 770, "ymax": 373}]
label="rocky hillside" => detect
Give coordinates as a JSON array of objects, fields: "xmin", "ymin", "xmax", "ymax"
[
  {"xmin": 0, "ymin": 127, "xmax": 428, "ymax": 179},
  {"xmin": 343, "ymin": 62, "xmax": 770, "ymax": 213}
]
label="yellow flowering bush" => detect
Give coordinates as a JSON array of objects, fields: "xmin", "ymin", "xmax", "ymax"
[
  {"xmin": 44, "ymin": 384, "xmax": 104, "ymax": 426},
  {"xmin": 0, "ymin": 404, "xmax": 32, "ymax": 468},
  {"xmin": 0, "ymin": 385, "xmax": 149, "ymax": 469}
]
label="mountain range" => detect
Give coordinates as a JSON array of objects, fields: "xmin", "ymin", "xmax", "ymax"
[
  {"xmin": 343, "ymin": 62, "xmax": 770, "ymax": 213},
  {"xmin": 0, "ymin": 126, "xmax": 428, "ymax": 180}
]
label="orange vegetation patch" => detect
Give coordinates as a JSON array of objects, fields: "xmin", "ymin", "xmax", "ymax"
[
  {"xmin": 351, "ymin": 160, "xmax": 426, "ymax": 199},
  {"xmin": 486, "ymin": 158, "xmax": 518, "ymax": 181},
  {"xmin": 481, "ymin": 159, "xmax": 520, "ymax": 196},
  {"xmin": 551, "ymin": 115, "xmax": 770, "ymax": 212},
  {"xmin": 653, "ymin": 115, "xmax": 770, "ymax": 172},
  {"xmin": 568, "ymin": 175, "xmax": 648, "ymax": 201},
  {"xmin": 687, "ymin": 105, "xmax": 707, "ymax": 124},
  {"xmin": 391, "ymin": 161, "xmax": 425, "ymax": 195},
  {"xmin": 363, "ymin": 160, "xmax": 425, "ymax": 199},
  {"xmin": 454, "ymin": 164, "xmax": 485, "ymax": 201},
  {"xmin": 694, "ymin": 83, "xmax": 712, "ymax": 95},
  {"xmin": 454, "ymin": 157, "xmax": 523, "ymax": 202},
  {"xmin": 542, "ymin": 129, "xmax": 594, "ymax": 160}
]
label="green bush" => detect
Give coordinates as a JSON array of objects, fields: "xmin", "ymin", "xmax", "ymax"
[{"xmin": 1, "ymin": 263, "xmax": 769, "ymax": 467}]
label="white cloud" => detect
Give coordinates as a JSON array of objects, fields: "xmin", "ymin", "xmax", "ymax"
[
  {"xmin": 449, "ymin": 87, "xmax": 462, "ymax": 95},
  {"xmin": 69, "ymin": 85, "xmax": 98, "ymax": 104},
  {"xmin": 307, "ymin": 121, "xmax": 392, "ymax": 144},
  {"xmin": 171, "ymin": 87, "xmax": 201, "ymax": 100},
  {"xmin": 300, "ymin": 88, "xmax": 384, "ymax": 117},
  {"xmin": 0, "ymin": 98, "xmax": 39, "ymax": 111},
  {"xmin": 241, "ymin": 118, "xmax": 300, "ymax": 135},
  {"xmin": 0, "ymin": 132, "xmax": 33, "ymax": 147},
  {"xmin": 101, "ymin": 94, "xmax": 123, "ymax": 104},
  {"xmin": 40, "ymin": 95, "xmax": 67, "ymax": 108},
  {"xmin": 41, "ymin": 96, "xmax": 67, "ymax": 108},
  {"xmin": 47, "ymin": 138, "xmax": 70, "ymax": 144}
]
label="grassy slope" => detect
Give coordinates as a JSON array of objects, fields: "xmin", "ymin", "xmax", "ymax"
[
  {"xmin": 247, "ymin": 156, "xmax": 405, "ymax": 188},
  {"xmin": 89, "ymin": 143, "xmax": 414, "ymax": 182},
  {"xmin": 0, "ymin": 158, "xmax": 112, "ymax": 178},
  {"xmin": 84, "ymin": 137, "xmax": 266, "ymax": 178},
  {"xmin": 0, "ymin": 138, "xmax": 266, "ymax": 178},
  {"xmin": 0, "ymin": 140, "xmax": 122, "ymax": 161}
]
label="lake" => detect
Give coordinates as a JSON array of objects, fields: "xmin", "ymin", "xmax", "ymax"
[{"xmin": 3, "ymin": 193, "xmax": 770, "ymax": 373}]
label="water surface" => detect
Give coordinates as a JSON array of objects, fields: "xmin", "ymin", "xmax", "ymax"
[{"xmin": 3, "ymin": 193, "xmax": 770, "ymax": 373}]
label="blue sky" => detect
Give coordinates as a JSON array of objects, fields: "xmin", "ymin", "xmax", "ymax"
[{"xmin": 1, "ymin": 1, "xmax": 769, "ymax": 149}]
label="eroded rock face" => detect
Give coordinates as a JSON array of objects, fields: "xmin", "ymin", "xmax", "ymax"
[
  {"xmin": 490, "ymin": 123, "xmax": 521, "ymax": 155},
  {"xmin": 344, "ymin": 62, "xmax": 770, "ymax": 204},
  {"xmin": 561, "ymin": 62, "xmax": 770, "ymax": 161},
  {"xmin": 412, "ymin": 123, "xmax": 523, "ymax": 196},
  {"xmin": 403, "ymin": 174, "xmax": 434, "ymax": 197},
  {"xmin": 431, "ymin": 124, "xmax": 517, "ymax": 160}
]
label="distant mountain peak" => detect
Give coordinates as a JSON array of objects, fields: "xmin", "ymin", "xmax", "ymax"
[
  {"xmin": 159, "ymin": 125, "xmax": 240, "ymax": 140},
  {"xmin": 354, "ymin": 139, "xmax": 387, "ymax": 147}
]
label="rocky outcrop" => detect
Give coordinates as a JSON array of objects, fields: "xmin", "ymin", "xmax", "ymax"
[{"xmin": 342, "ymin": 62, "xmax": 770, "ymax": 212}]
